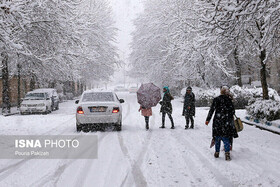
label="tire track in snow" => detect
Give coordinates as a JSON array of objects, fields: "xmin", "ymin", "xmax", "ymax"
[
  {"xmin": 173, "ymin": 129, "xmax": 236, "ymax": 187},
  {"xmin": 30, "ymin": 133, "xmax": 108, "ymax": 187},
  {"xmin": 0, "ymin": 116, "xmax": 75, "ymax": 182},
  {"xmin": 71, "ymin": 132, "xmax": 112, "ymax": 187},
  {"xmin": 117, "ymin": 99, "xmax": 157, "ymax": 187}
]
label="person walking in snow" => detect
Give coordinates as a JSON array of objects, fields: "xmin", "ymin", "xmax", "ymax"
[
  {"xmin": 139, "ymin": 106, "xmax": 152, "ymax": 130},
  {"xmin": 159, "ymin": 86, "xmax": 175, "ymax": 129},
  {"xmin": 205, "ymin": 86, "xmax": 236, "ymax": 161},
  {"xmin": 182, "ymin": 87, "xmax": 195, "ymax": 129}
]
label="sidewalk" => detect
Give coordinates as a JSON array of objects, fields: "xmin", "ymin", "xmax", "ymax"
[{"xmin": 0, "ymin": 107, "xmax": 19, "ymax": 116}]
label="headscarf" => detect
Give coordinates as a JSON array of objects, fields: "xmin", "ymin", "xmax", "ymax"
[
  {"xmin": 186, "ymin": 87, "xmax": 192, "ymax": 91},
  {"xmin": 163, "ymin": 86, "xmax": 170, "ymax": 94}
]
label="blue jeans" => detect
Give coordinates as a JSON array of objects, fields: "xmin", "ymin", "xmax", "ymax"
[{"xmin": 215, "ymin": 136, "xmax": 230, "ymax": 153}]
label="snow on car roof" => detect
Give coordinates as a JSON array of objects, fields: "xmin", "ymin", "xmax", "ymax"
[
  {"xmin": 35, "ymin": 88, "xmax": 57, "ymax": 92},
  {"xmin": 83, "ymin": 89, "xmax": 114, "ymax": 93},
  {"xmin": 27, "ymin": 90, "xmax": 49, "ymax": 94}
]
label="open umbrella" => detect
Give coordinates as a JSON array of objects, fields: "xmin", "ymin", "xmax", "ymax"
[{"xmin": 137, "ymin": 83, "xmax": 161, "ymax": 108}]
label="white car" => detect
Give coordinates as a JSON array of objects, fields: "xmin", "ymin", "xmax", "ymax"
[
  {"xmin": 20, "ymin": 91, "xmax": 52, "ymax": 114},
  {"xmin": 75, "ymin": 91, "xmax": 125, "ymax": 132},
  {"xmin": 36, "ymin": 88, "xmax": 59, "ymax": 111}
]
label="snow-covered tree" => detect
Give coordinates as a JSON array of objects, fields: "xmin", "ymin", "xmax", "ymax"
[
  {"xmin": 129, "ymin": 0, "xmax": 234, "ymax": 91},
  {"xmin": 1, "ymin": 0, "xmax": 118, "ymax": 112},
  {"xmin": 0, "ymin": 0, "xmax": 30, "ymax": 112},
  {"xmin": 197, "ymin": 0, "xmax": 280, "ymax": 99}
]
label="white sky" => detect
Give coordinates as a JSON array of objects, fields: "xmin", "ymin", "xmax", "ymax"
[
  {"xmin": 108, "ymin": 0, "xmax": 144, "ymax": 86},
  {"xmin": 109, "ymin": 0, "xmax": 144, "ymax": 60}
]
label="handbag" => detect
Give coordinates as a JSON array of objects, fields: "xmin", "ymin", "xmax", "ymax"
[{"xmin": 234, "ymin": 114, "xmax": 243, "ymax": 132}]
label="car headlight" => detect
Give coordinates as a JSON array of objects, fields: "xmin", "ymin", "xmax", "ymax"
[{"xmin": 37, "ymin": 103, "xmax": 45, "ymax": 107}]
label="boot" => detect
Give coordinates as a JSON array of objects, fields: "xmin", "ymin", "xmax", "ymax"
[
  {"xmin": 159, "ymin": 125, "xmax": 165, "ymax": 128},
  {"xmin": 225, "ymin": 152, "xmax": 231, "ymax": 161},
  {"xmin": 185, "ymin": 125, "xmax": 189, "ymax": 129},
  {"xmin": 171, "ymin": 126, "xmax": 175, "ymax": 129},
  {"xmin": 190, "ymin": 124, "xmax": 194, "ymax": 129},
  {"xmin": 146, "ymin": 124, "xmax": 149, "ymax": 130},
  {"xmin": 214, "ymin": 152, "xmax": 219, "ymax": 158}
]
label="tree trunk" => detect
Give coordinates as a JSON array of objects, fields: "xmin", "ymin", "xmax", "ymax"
[
  {"xmin": 30, "ymin": 74, "xmax": 36, "ymax": 91},
  {"xmin": 234, "ymin": 47, "xmax": 242, "ymax": 87},
  {"xmin": 80, "ymin": 83, "xmax": 84, "ymax": 95},
  {"xmin": 1, "ymin": 52, "xmax": 10, "ymax": 113},
  {"xmin": 17, "ymin": 64, "xmax": 21, "ymax": 108},
  {"xmin": 260, "ymin": 49, "xmax": 269, "ymax": 100}
]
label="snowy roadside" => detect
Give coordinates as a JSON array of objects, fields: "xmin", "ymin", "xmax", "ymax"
[
  {"xmin": 0, "ymin": 107, "xmax": 19, "ymax": 117},
  {"xmin": 242, "ymin": 118, "xmax": 280, "ymax": 135}
]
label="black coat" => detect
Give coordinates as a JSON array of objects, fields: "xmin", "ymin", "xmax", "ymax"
[
  {"xmin": 182, "ymin": 92, "xmax": 195, "ymax": 116},
  {"xmin": 206, "ymin": 95, "xmax": 237, "ymax": 137},
  {"xmin": 160, "ymin": 92, "xmax": 173, "ymax": 114}
]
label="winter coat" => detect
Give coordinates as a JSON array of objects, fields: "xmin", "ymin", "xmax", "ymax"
[
  {"xmin": 182, "ymin": 92, "xmax": 195, "ymax": 116},
  {"xmin": 206, "ymin": 95, "xmax": 236, "ymax": 137},
  {"xmin": 160, "ymin": 92, "xmax": 174, "ymax": 114},
  {"xmin": 139, "ymin": 106, "xmax": 152, "ymax": 117}
]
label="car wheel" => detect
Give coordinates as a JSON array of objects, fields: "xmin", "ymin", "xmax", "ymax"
[
  {"xmin": 115, "ymin": 121, "xmax": 122, "ymax": 131},
  {"xmin": 76, "ymin": 123, "xmax": 82, "ymax": 132},
  {"xmin": 56, "ymin": 104, "xmax": 59, "ymax": 110}
]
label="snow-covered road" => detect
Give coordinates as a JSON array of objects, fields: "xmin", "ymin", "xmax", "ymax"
[{"xmin": 0, "ymin": 93, "xmax": 279, "ymax": 187}]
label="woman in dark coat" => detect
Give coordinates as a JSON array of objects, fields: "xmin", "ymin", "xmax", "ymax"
[
  {"xmin": 182, "ymin": 87, "xmax": 195, "ymax": 129},
  {"xmin": 205, "ymin": 86, "xmax": 236, "ymax": 161},
  {"xmin": 160, "ymin": 86, "xmax": 175, "ymax": 129}
]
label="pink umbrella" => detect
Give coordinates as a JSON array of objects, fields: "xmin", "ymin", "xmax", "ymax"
[{"xmin": 137, "ymin": 83, "xmax": 161, "ymax": 108}]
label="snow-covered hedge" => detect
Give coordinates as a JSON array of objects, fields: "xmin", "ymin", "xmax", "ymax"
[
  {"xmin": 181, "ymin": 86, "xmax": 280, "ymax": 109},
  {"xmin": 246, "ymin": 99, "xmax": 280, "ymax": 121}
]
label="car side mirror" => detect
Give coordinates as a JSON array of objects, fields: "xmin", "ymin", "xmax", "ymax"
[
  {"xmin": 75, "ymin": 100, "xmax": 79, "ymax": 104},
  {"xmin": 46, "ymin": 98, "xmax": 50, "ymax": 100},
  {"xmin": 119, "ymin": 99, "xmax": 125, "ymax": 103}
]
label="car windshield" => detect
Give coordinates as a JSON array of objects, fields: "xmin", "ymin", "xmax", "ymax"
[
  {"xmin": 24, "ymin": 93, "xmax": 46, "ymax": 100},
  {"xmin": 82, "ymin": 92, "xmax": 114, "ymax": 102}
]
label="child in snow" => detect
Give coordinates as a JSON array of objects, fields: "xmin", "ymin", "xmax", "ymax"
[{"xmin": 139, "ymin": 106, "xmax": 152, "ymax": 130}]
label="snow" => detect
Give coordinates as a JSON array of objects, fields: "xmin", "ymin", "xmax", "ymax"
[
  {"xmin": 0, "ymin": 93, "xmax": 279, "ymax": 186},
  {"xmin": 181, "ymin": 86, "xmax": 280, "ymax": 104}
]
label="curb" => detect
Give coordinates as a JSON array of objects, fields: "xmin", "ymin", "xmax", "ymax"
[
  {"xmin": 242, "ymin": 117, "xmax": 280, "ymax": 135},
  {"xmin": 2, "ymin": 112, "xmax": 19, "ymax": 117}
]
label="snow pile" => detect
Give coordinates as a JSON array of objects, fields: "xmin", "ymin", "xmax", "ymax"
[
  {"xmin": 246, "ymin": 99, "xmax": 280, "ymax": 121},
  {"xmin": 227, "ymin": 85, "xmax": 280, "ymax": 101},
  {"xmin": 181, "ymin": 86, "xmax": 280, "ymax": 108}
]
